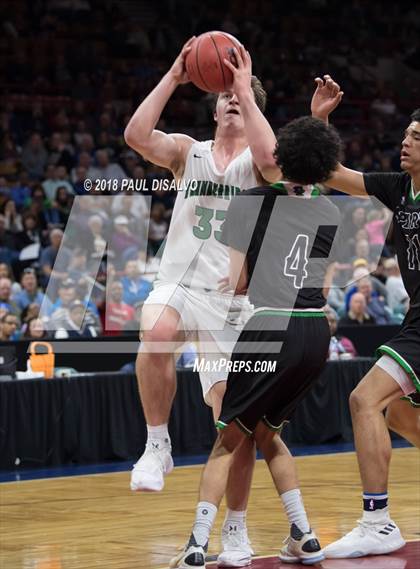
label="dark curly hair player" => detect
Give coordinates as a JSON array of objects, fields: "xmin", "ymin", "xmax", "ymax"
[
  {"xmin": 274, "ymin": 116, "xmax": 341, "ymax": 184},
  {"xmin": 176, "ymin": 116, "xmax": 343, "ymax": 567},
  {"xmin": 311, "ymin": 75, "xmax": 420, "ymax": 559}
]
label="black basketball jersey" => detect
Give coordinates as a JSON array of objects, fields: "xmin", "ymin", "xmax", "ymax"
[
  {"xmin": 221, "ymin": 184, "xmax": 340, "ymax": 309},
  {"xmin": 364, "ymin": 172, "xmax": 420, "ymax": 306}
]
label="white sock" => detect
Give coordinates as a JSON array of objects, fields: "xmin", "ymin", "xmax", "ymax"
[
  {"xmin": 223, "ymin": 509, "xmax": 247, "ymax": 531},
  {"xmin": 362, "ymin": 507, "xmax": 391, "ymax": 523},
  {"xmin": 191, "ymin": 502, "xmax": 218, "ymax": 547},
  {"xmin": 146, "ymin": 424, "xmax": 171, "ymax": 449},
  {"xmin": 281, "ymin": 489, "xmax": 310, "ymax": 533}
]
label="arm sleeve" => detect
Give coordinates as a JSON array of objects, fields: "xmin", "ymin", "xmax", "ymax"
[{"xmin": 363, "ymin": 173, "xmax": 404, "ymax": 212}]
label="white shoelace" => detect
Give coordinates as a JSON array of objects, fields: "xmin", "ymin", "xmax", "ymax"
[
  {"xmin": 347, "ymin": 519, "xmax": 389, "ymax": 539},
  {"xmin": 223, "ymin": 527, "xmax": 251, "ymax": 549},
  {"xmin": 133, "ymin": 443, "xmax": 170, "ymax": 469}
]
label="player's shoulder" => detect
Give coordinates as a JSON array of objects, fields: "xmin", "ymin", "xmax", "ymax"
[
  {"xmin": 363, "ymin": 170, "xmax": 410, "ymax": 187},
  {"xmin": 171, "ymin": 133, "xmax": 197, "ymax": 145},
  {"xmin": 233, "ymin": 185, "xmax": 292, "ymax": 209},
  {"xmin": 173, "ymin": 136, "xmax": 206, "ymax": 175},
  {"xmin": 182, "ymin": 139, "xmax": 213, "ymax": 163},
  {"xmin": 169, "ymin": 133, "xmax": 197, "ymax": 157},
  {"xmin": 228, "ymin": 186, "xmax": 270, "ymax": 215},
  {"xmin": 392, "ymin": 171, "xmax": 411, "ymax": 190},
  {"xmin": 363, "ymin": 171, "xmax": 411, "ymax": 207},
  {"xmin": 188, "ymin": 139, "xmax": 213, "ymax": 152},
  {"xmin": 239, "ymin": 185, "xmax": 275, "ymax": 196}
]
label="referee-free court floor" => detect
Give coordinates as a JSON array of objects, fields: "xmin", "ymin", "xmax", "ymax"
[{"xmin": 1, "ymin": 446, "xmax": 419, "ymax": 568}]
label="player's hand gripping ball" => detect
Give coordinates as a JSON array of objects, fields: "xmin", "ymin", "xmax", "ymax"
[{"xmin": 185, "ymin": 31, "xmax": 243, "ymax": 93}]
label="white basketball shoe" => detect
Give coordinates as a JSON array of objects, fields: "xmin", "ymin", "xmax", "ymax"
[
  {"xmin": 217, "ymin": 523, "xmax": 254, "ymax": 567},
  {"xmin": 173, "ymin": 544, "xmax": 206, "ymax": 568},
  {"xmin": 279, "ymin": 523, "xmax": 324, "ymax": 565},
  {"xmin": 130, "ymin": 441, "xmax": 173, "ymax": 492},
  {"xmin": 169, "ymin": 537, "xmax": 207, "ymax": 569},
  {"xmin": 323, "ymin": 518, "xmax": 405, "ymax": 558}
]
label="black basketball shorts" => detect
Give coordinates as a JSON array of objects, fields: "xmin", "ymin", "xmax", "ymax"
[
  {"xmin": 376, "ymin": 306, "xmax": 420, "ymax": 407},
  {"xmin": 217, "ymin": 309, "xmax": 330, "ymax": 435}
]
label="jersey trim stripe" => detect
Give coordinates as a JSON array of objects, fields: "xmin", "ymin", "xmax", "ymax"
[
  {"xmin": 402, "ymin": 394, "xmax": 420, "ymax": 407},
  {"xmin": 262, "ymin": 416, "xmax": 288, "ymax": 432},
  {"xmin": 234, "ymin": 418, "xmax": 253, "ymax": 436},
  {"xmin": 254, "ymin": 307, "xmax": 326, "ymax": 318},
  {"xmin": 270, "ymin": 182, "xmax": 321, "ymax": 198},
  {"xmin": 409, "ymin": 181, "xmax": 420, "ymax": 204},
  {"xmin": 376, "ymin": 345, "xmax": 420, "ymax": 392}
]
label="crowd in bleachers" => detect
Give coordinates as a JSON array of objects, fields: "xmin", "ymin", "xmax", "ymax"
[{"xmin": 0, "ymin": 0, "xmax": 418, "ymax": 342}]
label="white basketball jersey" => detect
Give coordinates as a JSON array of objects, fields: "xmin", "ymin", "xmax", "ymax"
[{"xmin": 157, "ymin": 140, "xmax": 258, "ymax": 289}]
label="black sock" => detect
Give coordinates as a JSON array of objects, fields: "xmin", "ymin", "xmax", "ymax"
[{"xmin": 363, "ymin": 492, "xmax": 388, "ymax": 512}]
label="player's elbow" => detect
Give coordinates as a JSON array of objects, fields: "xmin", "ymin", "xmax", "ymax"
[
  {"xmin": 230, "ymin": 274, "xmax": 247, "ymax": 295},
  {"xmin": 124, "ymin": 122, "xmax": 139, "ymax": 149},
  {"xmin": 229, "ymin": 273, "xmax": 241, "ymax": 293},
  {"xmin": 124, "ymin": 118, "xmax": 149, "ymax": 151}
]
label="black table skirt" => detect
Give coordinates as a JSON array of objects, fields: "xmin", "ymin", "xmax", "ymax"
[{"xmin": 0, "ymin": 359, "xmax": 375, "ymax": 470}]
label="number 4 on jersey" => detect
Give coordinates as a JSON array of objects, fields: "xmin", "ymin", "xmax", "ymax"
[{"xmin": 284, "ymin": 234, "xmax": 309, "ymax": 288}]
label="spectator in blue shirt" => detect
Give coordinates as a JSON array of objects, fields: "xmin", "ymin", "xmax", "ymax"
[
  {"xmin": 357, "ymin": 277, "xmax": 392, "ymax": 324},
  {"xmin": 39, "ymin": 228, "xmax": 72, "ymax": 299},
  {"xmin": 0, "ymin": 277, "xmax": 21, "ymax": 316},
  {"xmin": 12, "ymin": 268, "xmax": 45, "ymax": 312},
  {"xmin": 0, "ymin": 312, "xmax": 20, "ymax": 341},
  {"xmin": 121, "ymin": 259, "xmax": 152, "ymax": 307},
  {"xmin": 10, "ymin": 171, "xmax": 32, "ymax": 210},
  {"xmin": 0, "ymin": 214, "xmax": 19, "ymax": 265},
  {"xmin": 54, "ymin": 300, "xmax": 98, "ymax": 339},
  {"xmin": 47, "ymin": 278, "xmax": 77, "ymax": 317}
]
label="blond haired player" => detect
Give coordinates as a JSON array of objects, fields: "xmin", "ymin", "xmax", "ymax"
[{"xmin": 124, "ymin": 38, "xmax": 279, "ymax": 566}]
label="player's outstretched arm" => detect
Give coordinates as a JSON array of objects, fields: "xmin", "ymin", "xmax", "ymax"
[
  {"xmin": 327, "ymin": 164, "xmax": 367, "ymax": 196},
  {"xmin": 124, "ymin": 38, "xmax": 196, "ymax": 174},
  {"xmin": 224, "ymin": 47, "xmax": 281, "ymax": 183},
  {"xmin": 311, "ymin": 75, "xmax": 367, "ymax": 196}
]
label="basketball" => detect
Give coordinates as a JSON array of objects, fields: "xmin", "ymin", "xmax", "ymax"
[{"xmin": 185, "ymin": 31, "xmax": 242, "ymax": 93}]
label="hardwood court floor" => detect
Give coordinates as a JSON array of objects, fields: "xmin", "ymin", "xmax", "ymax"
[{"xmin": 1, "ymin": 448, "xmax": 419, "ymax": 568}]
